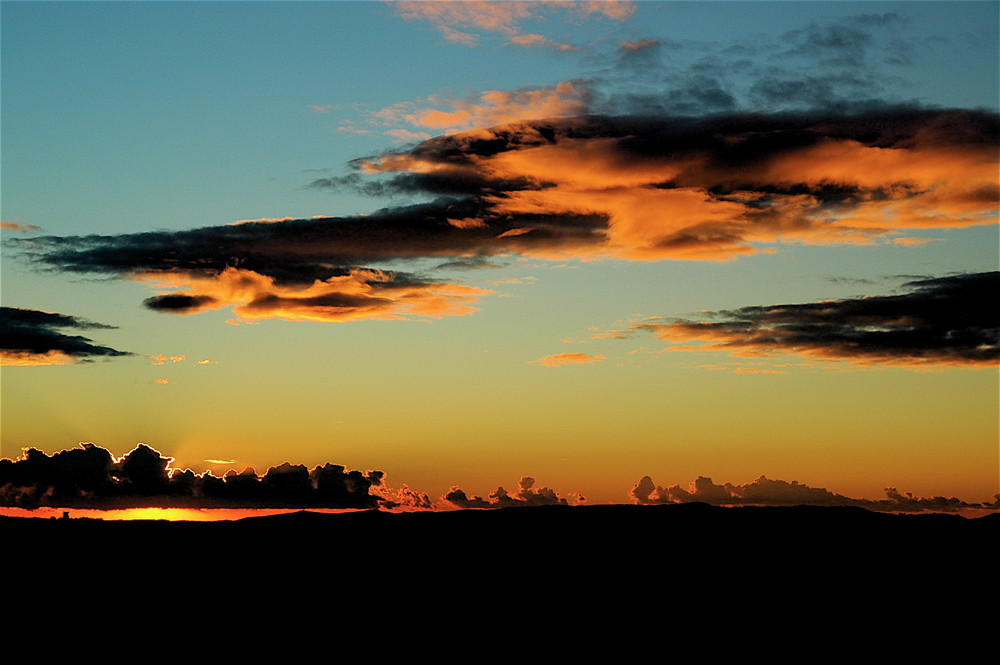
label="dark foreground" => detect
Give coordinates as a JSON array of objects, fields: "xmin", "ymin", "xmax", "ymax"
[
  {"xmin": 6, "ymin": 503, "xmax": 995, "ymax": 625},
  {"xmin": 7, "ymin": 502, "xmax": 993, "ymax": 569},
  {"xmin": 7, "ymin": 503, "xmax": 994, "ymax": 639}
]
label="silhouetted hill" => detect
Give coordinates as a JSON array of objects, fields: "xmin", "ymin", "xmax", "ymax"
[
  {"xmin": 8, "ymin": 501, "xmax": 997, "ymax": 638},
  {"xmin": 5, "ymin": 503, "xmax": 991, "ymax": 575}
]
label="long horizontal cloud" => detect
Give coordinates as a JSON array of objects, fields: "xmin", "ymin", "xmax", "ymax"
[
  {"xmin": 616, "ymin": 272, "xmax": 999, "ymax": 368},
  {"xmin": 629, "ymin": 475, "xmax": 999, "ymax": 513},
  {"xmin": 531, "ymin": 352, "xmax": 606, "ymax": 367},
  {"xmin": 10, "ymin": 108, "xmax": 997, "ymax": 323},
  {"xmin": 356, "ymin": 108, "xmax": 997, "ymax": 260},
  {"xmin": 0, "ymin": 307, "xmax": 133, "ymax": 365}
]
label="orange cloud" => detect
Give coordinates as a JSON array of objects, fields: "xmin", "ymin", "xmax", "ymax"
[
  {"xmin": 0, "ymin": 349, "xmax": 75, "ymax": 366},
  {"xmin": 138, "ymin": 266, "xmax": 492, "ymax": 324},
  {"xmin": 392, "ymin": 1, "xmax": 634, "ymax": 47},
  {"xmin": 360, "ymin": 110, "xmax": 998, "ymax": 261},
  {"xmin": 1, "ymin": 220, "xmax": 42, "ymax": 232},
  {"xmin": 531, "ymin": 352, "xmax": 606, "ymax": 367},
  {"xmin": 360, "ymin": 81, "xmax": 590, "ymax": 137},
  {"xmin": 22, "ymin": 110, "xmax": 997, "ymax": 327},
  {"xmin": 481, "ymin": 139, "xmax": 997, "ymax": 260},
  {"xmin": 149, "ymin": 354, "xmax": 186, "ymax": 365}
]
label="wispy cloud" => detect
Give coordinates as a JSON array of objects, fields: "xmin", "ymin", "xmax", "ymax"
[
  {"xmin": 339, "ymin": 81, "xmax": 591, "ymax": 139},
  {"xmin": 531, "ymin": 352, "xmax": 606, "ymax": 367},
  {"xmin": 390, "ymin": 0, "xmax": 635, "ymax": 48},
  {"xmin": 1, "ymin": 220, "xmax": 42, "ymax": 233}
]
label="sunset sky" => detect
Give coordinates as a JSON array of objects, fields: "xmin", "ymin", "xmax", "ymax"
[{"xmin": 2, "ymin": 0, "xmax": 997, "ymax": 507}]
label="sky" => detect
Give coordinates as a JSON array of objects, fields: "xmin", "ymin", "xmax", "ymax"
[{"xmin": 1, "ymin": 0, "xmax": 998, "ymax": 509}]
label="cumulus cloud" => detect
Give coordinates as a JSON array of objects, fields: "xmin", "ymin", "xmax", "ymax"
[
  {"xmin": 629, "ymin": 474, "xmax": 997, "ymax": 512},
  {"xmin": 0, "ymin": 443, "xmax": 385, "ymax": 509},
  {"xmin": 0, "ymin": 307, "xmax": 133, "ymax": 365},
  {"xmin": 442, "ymin": 476, "xmax": 583, "ymax": 508},
  {"xmin": 623, "ymin": 272, "xmax": 999, "ymax": 368},
  {"xmin": 531, "ymin": 352, "xmax": 606, "ymax": 367}
]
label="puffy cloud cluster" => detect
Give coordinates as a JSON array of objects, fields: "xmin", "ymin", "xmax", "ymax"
[
  {"xmin": 442, "ymin": 476, "xmax": 583, "ymax": 508},
  {"xmin": 629, "ymin": 475, "xmax": 999, "ymax": 513},
  {"xmin": 1, "ymin": 306, "xmax": 132, "ymax": 365},
  {"xmin": 617, "ymin": 272, "xmax": 999, "ymax": 368},
  {"xmin": 0, "ymin": 443, "xmax": 385, "ymax": 509}
]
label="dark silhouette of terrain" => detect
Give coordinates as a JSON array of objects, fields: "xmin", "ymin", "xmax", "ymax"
[
  {"xmin": 6, "ymin": 503, "xmax": 994, "ymax": 632},
  {"xmin": 6, "ymin": 503, "xmax": 992, "ymax": 578}
]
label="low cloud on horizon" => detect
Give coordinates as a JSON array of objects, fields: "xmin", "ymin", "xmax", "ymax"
[{"xmin": 1, "ymin": 442, "xmax": 994, "ymax": 513}]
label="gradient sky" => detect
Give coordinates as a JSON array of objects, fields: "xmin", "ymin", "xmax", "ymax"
[{"xmin": 2, "ymin": 0, "xmax": 997, "ymax": 506}]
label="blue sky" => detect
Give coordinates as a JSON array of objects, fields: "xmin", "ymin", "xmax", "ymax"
[{"xmin": 2, "ymin": 2, "xmax": 997, "ymax": 506}]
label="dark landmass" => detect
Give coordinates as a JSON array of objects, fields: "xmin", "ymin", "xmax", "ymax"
[
  {"xmin": 6, "ymin": 502, "xmax": 993, "ymax": 573},
  {"xmin": 6, "ymin": 503, "xmax": 994, "ymax": 625}
]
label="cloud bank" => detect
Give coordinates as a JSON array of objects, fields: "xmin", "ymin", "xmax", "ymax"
[
  {"xmin": 2, "ymin": 443, "xmax": 991, "ymax": 513},
  {"xmin": 0, "ymin": 307, "xmax": 133, "ymax": 366},
  {"xmin": 13, "ymin": 108, "xmax": 996, "ymax": 327}
]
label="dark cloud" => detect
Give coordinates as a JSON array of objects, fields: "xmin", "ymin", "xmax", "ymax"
[
  {"xmin": 600, "ymin": 12, "xmax": 927, "ymax": 117},
  {"xmin": 0, "ymin": 443, "xmax": 385, "ymax": 509},
  {"xmin": 0, "ymin": 307, "xmax": 133, "ymax": 365},
  {"xmin": 629, "ymin": 475, "xmax": 998, "ymax": 513},
  {"xmin": 2, "ymin": 443, "xmax": 993, "ymax": 512},
  {"xmin": 142, "ymin": 294, "xmax": 218, "ymax": 313},
  {"xmin": 629, "ymin": 272, "xmax": 999, "ymax": 367},
  {"xmin": 779, "ymin": 14, "xmax": 905, "ymax": 68},
  {"xmin": 8, "ymin": 108, "xmax": 996, "ymax": 323}
]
